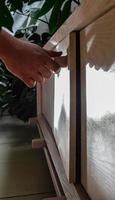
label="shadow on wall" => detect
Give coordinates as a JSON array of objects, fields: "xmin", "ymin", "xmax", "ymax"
[{"xmin": 81, "ymin": 8, "xmax": 115, "ymax": 72}]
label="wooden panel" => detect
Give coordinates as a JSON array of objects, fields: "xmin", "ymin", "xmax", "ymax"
[
  {"xmin": 41, "ymin": 33, "xmax": 77, "ymax": 182},
  {"xmin": 37, "ymin": 83, "xmax": 42, "ymax": 114},
  {"xmin": 32, "ymin": 138, "xmax": 46, "ymax": 149},
  {"xmin": 41, "ymin": 37, "xmax": 69, "ymax": 130},
  {"xmin": 37, "ymin": 115, "xmax": 82, "ymax": 200},
  {"xmin": 42, "ymin": 76, "xmax": 54, "ymax": 131},
  {"xmin": 52, "ymin": 33, "xmax": 77, "ymax": 182},
  {"xmin": 44, "ymin": 0, "xmax": 115, "ymax": 50},
  {"xmin": 80, "ymin": 8, "xmax": 115, "ymax": 199},
  {"xmin": 44, "ymin": 148, "xmax": 64, "ymax": 197}
]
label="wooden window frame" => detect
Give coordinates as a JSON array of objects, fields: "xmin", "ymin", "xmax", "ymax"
[{"xmin": 35, "ymin": 1, "xmax": 115, "ymax": 199}]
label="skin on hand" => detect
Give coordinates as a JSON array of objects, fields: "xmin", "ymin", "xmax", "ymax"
[{"xmin": 0, "ymin": 30, "xmax": 62, "ymax": 88}]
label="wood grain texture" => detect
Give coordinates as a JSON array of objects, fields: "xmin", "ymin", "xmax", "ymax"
[
  {"xmin": 44, "ymin": 0, "xmax": 115, "ymax": 50},
  {"xmin": 80, "ymin": 7, "xmax": 115, "ymax": 200},
  {"xmin": 37, "ymin": 115, "xmax": 82, "ymax": 200}
]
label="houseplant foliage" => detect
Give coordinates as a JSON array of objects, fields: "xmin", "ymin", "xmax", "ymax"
[
  {"xmin": 0, "ymin": 61, "xmax": 37, "ymax": 122},
  {"xmin": 0, "ymin": 0, "xmax": 80, "ymax": 34},
  {"xmin": 0, "ymin": 0, "xmax": 80, "ymax": 121}
]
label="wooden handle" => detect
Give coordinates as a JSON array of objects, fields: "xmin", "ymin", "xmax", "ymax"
[
  {"xmin": 32, "ymin": 138, "xmax": 46, "ymax": 149},
  {"xmin": 54, "ymin": 56, "xmax": 67, "ymax": 68}
]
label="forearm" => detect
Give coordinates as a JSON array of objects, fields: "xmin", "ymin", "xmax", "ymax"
[{"xmin": 0, "ymin": 28, "xmax": 15, "ymax": 59}]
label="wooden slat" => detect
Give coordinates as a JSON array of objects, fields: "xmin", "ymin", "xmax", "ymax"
[
  {"xmin": 37, "ymin": 83, "xmax": 42, "ymax": 114},
  {"xmin": 42, "ymin": 76, "xmax": 54, "ymax": 131},
  {"xmin": 80, "ymin": 7, "xmax": 115, "ymax": 199},
  {"xmin": 44, "ymin": 148, "xmax": 64, "ymax": 197},
  {"xmin": 43, "ymin": 32, "xmax": 77, "ymax": 182},
  {"xmin": 29, "ymin": 117, "xmax": 38, "ymax": 125},
  {"xmin": 36, "ymin": 122, "xmax": 64, "ymax": 197},
  {"xmin": 50, "ymin": 33, "xmax": 76, "ymax": 182},
  {"xmin": 32, "ymin": 138, "xmax": 46, "ymax": 149},
  {"xmin": 37, "ymin": 114, "xmax": 82, "ymax": 200},
  {"xmin": 68, "ymin": 32, "xmax": 77, "ymax": 182},
  {"xmin": 44, "ymin": 0, "xmax": 115, "ymax": 50}
]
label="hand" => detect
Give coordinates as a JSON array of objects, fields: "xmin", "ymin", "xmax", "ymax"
[{"xmin": 1, "ymin": 31, "xmax": 62, "ymax": 87}]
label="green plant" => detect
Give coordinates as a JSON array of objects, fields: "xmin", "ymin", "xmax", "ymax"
[
  {"xmin": 0, "ymin": 0, "xmax": 80, "ymax": 34},
  {"xmin": 0, "ymin": 25, "xmax": 52, "ymax": 121},
  {"xmin": 0, "ymin": 61, "xmax": 36, "ymax": 122},
  {"xmin": 0, "ymin": 0, "xmax": 80, "ymax": 121}
]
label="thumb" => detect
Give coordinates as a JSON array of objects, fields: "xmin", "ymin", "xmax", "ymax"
[{"xmin": 44, "ymin": 50, "xmax": 62, "ymax": 57}]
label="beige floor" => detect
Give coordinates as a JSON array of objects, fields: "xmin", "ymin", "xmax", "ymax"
[{"xmin": 0, "ymin": 116, "xmax": 55, "ymax": 200}]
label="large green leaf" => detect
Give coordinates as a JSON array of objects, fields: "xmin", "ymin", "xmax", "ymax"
[
  {"xmin": 49, "ymin": 0, "xmax": 65, "ymax": 34},
  {"xmin": 0, "ymin": 4, "xmax": 14, "ymax": 31},
  {"xmin": 60, "ymin": 0, "xmax": 72, "ymax": 25},
  {"xmin": 33, "ymin": 0, "xmax": 56, "ymax": 19}
]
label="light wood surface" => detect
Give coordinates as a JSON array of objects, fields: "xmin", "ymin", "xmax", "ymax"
[
  {"xmin": 29, "ymin": 117, "xmax": 38, "ymax": 125},
  {"xmin": 36, "ymin": 119, "xmax": 64, "ymax": 197},
  {"xmin": 44, "ymin": 149, "xmax": 64, "ymax": 197},
  {"xmin": 42, "ymin": 76, "xmax": 54, "ymax": 131},
  {"xmin": 37, "ymin": 82, "xmax": 42, "ymax": 114},
  {"xmin": 40, "ymin": 33, "xmax": 77, "ymax": 182},
  {"xmin": 45, "ymin": 0, "xmax": 115, "ymax": 50},
  {"xmin": 80, "ymin": 7, "xmax": 115, "ymax": 200},
  {"xmin": 32, "ymin": 138, "xmax": 46, "ymax": 149},
  {"xmin": 52, "ymin": 33, "xmax": 77, "ymax": 182},
  {"xmin": 36, "ymin": 1, "xmax": 115, "ymax": 199},
  {"xmin": 37, "ymin": 115, "xmax": 83, "ymax": 200}
]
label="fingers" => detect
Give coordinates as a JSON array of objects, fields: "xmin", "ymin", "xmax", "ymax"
[
  {"xmin": 38, "ymin": 66, "xmax": 52, "ymax": 79},
  {"xmin": 46, "ymin": 59, "xmax": 61, "ymax": 73},
  {"xmin": 54, "ymin": 56, "xmax": 67, "ymax": 68},
  {"xmin": 34, "ymin": 72, "xmax": 45, "ymax": 83},
  {"xmin": 44, "ymin": 51, "xmax": 62, "ymax": 73},
  {"xmin": 24, "ymin": 70, "xmax": 51, "ymax": 88},
  {"xmin": 36, "ymin": 47, "xmax": 62, "ymax": 73},
  {"xmin": 19, "ymin": 68, "xmax": 51, "ymax": 88},
  {"xmin": 35, "ymin": 72, "xmax": 43, "ymax": 83},
  {"xmin": 44, "ymin": 50, "xmax": 62, "ymax": 57},
  {"xmin": 23, "ymin": 78, "xmax": 36, "ymax": 88}
]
